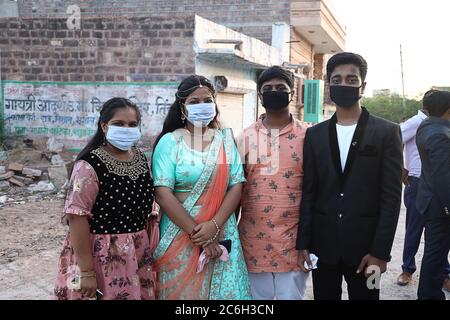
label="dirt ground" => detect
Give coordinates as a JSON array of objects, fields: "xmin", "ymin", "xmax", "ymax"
[{"xmin": 0, "ymin": 196, "xmax": 448, "ymax": 300}]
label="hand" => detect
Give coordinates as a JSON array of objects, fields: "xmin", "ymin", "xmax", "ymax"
[
  {"xmin": 357, "ymin": 254, "xmax": 387, "ymax": 278},
  {"xmin": 298, "ymin": 250, "xmax": 313, "ymax": 273},
  {"xmin": 401, "ymin": 168, "xmax": 410, "ymax": 186},
  {"xmin": 191, "ymin": 221, "xmax": 217, "ymax": 246},
  {"xmin": 203, "ymin": 242, "xmax": 223, "ymax": 259},
  {"xmin": 79, "ymin": 276, "xmax": 98, "ymax": 299}
]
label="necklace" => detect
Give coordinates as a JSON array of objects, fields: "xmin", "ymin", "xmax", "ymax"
[{"xmin": 101, "ymin": 146, "xmax": 135, "ymax": 162}]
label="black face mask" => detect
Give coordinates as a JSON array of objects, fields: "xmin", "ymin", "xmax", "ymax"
[
  {"xmin": 330, "ymin": 85, "xmax": 362, "ymax": 108},
  {"xmin": 262, "ymin": 91, "xmax": 291, "ymax": 110}
]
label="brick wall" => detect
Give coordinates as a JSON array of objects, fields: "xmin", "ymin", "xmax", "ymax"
[
  {"xmin": 0, "ymin": 15, "xmax": 196, "ymax": 82},
  {"xmin": 17, "ymin": 0, "xmax": 291, "ymax": 44}
]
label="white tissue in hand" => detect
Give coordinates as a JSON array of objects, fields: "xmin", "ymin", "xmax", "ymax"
[{"xmin": 304, "ymin": 253, "xmax": 319, "ymax": 270}]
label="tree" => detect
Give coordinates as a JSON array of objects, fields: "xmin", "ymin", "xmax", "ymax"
[{"xmin": 362, "ymin": 94, "xmax": 421, "ymax": 124}]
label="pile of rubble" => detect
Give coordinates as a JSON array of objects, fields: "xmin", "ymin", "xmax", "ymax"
[
  {"xmin": 0, "ymin": 137, "xmax": 75, "ymax": 206},
  {"xmin": 0, "ymin": 163, "xmax": 53, "ymax": 190}
]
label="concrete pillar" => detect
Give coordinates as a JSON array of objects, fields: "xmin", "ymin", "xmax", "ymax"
[{"xmin": 272, "ymin": 22, "xmax": 291, "ymax": 64}]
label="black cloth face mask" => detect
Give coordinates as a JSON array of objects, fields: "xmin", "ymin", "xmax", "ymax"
[
  {"xmin": 330, "ymin": 85, "xmax": 362, "ymax": 108},
  {"xmin": 262, "ymin": 91, "xmax": 291, "ymax": 110}
]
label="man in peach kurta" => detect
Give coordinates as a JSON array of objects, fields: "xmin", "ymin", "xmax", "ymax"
[{"xmin": 237, "ymin": 66, "xmax": 309, "ymax": 300}]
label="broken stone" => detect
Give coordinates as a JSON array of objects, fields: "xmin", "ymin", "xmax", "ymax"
[
  {"xmin": 8, "ymin": 162, "xmax": 24, "ymax": 173},
  {"xmin": 28, "ymin": 181, "xmax": 56, "ymax": 193},
  {"xmin": 47, "ymin": 137, "xmax": 64, "ymax": 153},
  {"xmin": 22, "ymin": 167, "xmax": 42, "ymax": 177},
  {"xmin": 51, "ymin": 154, "xmax": 65, "ymax": 166},
  {"xmin": 12, "ymin": 175, "xmax": 34, "ymax": 185},
  {"xmin": 8, "ymin": 177, "xmax": 26, "ymax": 187},
  {"xmin": 0, "ymin": 181, "xmax": 9, "ymax": 191},
  {"xmin": 0, "ymin": 171, "xmax": 15, "ymax": 181},
  {"xmin": 0, "ymin": 166, "xmax": 5, "ymax": 174},
  {"xmin": 48, "ymin": 166, "xmax": 68, "ymax": 190},
  {"xmin": 7, "ymin": 251, "xmax": 19, "ymax": 259},
  {"xmin": 0, "ymin": 195, "xmax": 7, "ymax": 204}
]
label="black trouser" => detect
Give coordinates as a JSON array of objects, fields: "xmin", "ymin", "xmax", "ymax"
[
  {"xmin": 418, "ymin": 215, "xmax": 450, "ymax": 300},
  {"xmin": 312, "ymin": 259, "xmax": 380, "ymax": 300},
  {"xmin": 402, "ymin": 177, "xmax": 450, "ymax": 276}
]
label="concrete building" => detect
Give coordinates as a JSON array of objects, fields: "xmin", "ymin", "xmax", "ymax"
[{"xmin": 0, "ymin": 0, "xmax": 345, "ymax": 149}]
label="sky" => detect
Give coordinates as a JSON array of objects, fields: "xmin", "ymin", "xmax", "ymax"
[{"xmin": 329, "ymin": 0, "xmax": 450, "ymax": 98}]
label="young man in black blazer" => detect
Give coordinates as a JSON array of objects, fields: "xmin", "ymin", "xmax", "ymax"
[
  {"xmin": 415, "ymin": 90, "xmax": 450, "ymax": 300},
  {"xmin": 296, "ymin": 52, "xmax": 403, "ymax": 300}
]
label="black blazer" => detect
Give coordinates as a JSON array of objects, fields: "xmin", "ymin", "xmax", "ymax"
[
  {"xmin": 296, "ymin": 108, "xmax": 403, "ymax": 266},
  {"xmin": 415, "ymin": 117, "xmax": 450, "ymax": 218}
]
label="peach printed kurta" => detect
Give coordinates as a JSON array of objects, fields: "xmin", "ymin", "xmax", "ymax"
[{"xmin": 237, "ymin": 115, "xmax": 308, "ymax": 273}]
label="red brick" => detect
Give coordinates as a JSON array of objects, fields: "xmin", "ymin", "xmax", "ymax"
[
  {"xmin": 63, "ymin": 39, "xmax": 79, "ymax": 47},
  {"xmin": 8, "ymin": 163, "xmax": 24, "ymax": 172},
  {"xmin": 55, "ymin": 31, "xmax": 67, "ymax": 38},
  {"xmin": 0, "ymin": 171, "xmax": 15, "ymax": 180},
  {"xmin": 107, "ymin": 40, "xmax": 119, "ymax": 47},
  {"xmin": 8, "ymin": 178, "xmax": 25, "ymax": 188},
  {"xmin": 158, "ymin": 31, "xmax": 170, "ymax": 38}
]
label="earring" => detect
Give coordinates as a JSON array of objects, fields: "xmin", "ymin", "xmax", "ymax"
[
  {"xmin": 181, "ymin": 114, "xmax": 186, "ymax": 122},
  {"xmin": 103, "ymin": 134, "xmax": 107, "ymax": 145}
]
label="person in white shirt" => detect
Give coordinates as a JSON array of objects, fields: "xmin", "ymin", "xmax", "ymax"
[{"xmin": 397, "ymin": 90, "xmax": 450, "ymax": 293}]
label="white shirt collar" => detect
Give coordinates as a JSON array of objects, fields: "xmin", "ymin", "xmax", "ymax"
[{"xmin": 418, "ymin": 110, "xmax": 428, "ymax": 120}]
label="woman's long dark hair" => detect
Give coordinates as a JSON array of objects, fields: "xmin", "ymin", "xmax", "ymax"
[
  {"xmin": 75, "ymin": 97, "xmax": 141, "ymax": 163},
  {"xmin": 153, "ymin": 75, "xmax": 221, "ymax": 149}
]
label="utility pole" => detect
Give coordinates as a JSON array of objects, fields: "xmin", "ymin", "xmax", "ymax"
[{"xmin": 400, "ymin": 44, "xmax": 406, "ymax": 108}]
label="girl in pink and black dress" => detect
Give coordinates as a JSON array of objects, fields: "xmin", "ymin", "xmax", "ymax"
[{"xmin": 54, "ymin": 98, "xmax": 157, "ymax": 300}]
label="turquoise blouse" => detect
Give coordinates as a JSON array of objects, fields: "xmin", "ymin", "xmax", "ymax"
[{"xmin": 152, "ymin": 130, "xmax": 246, "ymax": 192}]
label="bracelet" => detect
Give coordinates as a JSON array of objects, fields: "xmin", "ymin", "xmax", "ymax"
[
  {"xmin": 211, "ymin": 218, "xmax": 220, "ymax": 232},
  {"xmin": 211, "ymin": 231, "xmax": 219, "ymax": 243},
  {"xmin": 205, "ymin": 220, "xmax": 221, "ymax": 245},
  {"xmin": 203, "ymin": 230, "xmax": 220, "ymax": 247},
  {"xmin": 211, "ymin": 218, "xmax": 220, "ymax": 242}
]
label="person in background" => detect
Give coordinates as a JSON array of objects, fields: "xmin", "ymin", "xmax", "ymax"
[
  {"xmin": 237, "ymin": 66, "xmax": 310, "ymax": 300},
  {"xmin": 397, "ymin": 90, "xmax": 450, "ymax": 292},
  {"xmin": 415, "ymin": 90, "xmax": 450, "ymax": 300},
  {"xmin": 54, "ymin": 98, "xmax": 156, "ymax": 300}
]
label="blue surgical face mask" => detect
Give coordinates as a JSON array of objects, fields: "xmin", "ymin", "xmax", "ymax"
[
  {"xmin": 185, "ymin": 102, "xmax": 216, "ymax": 127},
  {"xmin": 106, "ymin": 125, "xmax": 141, "ymax": 151}
]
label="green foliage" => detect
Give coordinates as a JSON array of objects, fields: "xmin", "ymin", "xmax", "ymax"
[{"xmin": 362, "ymin": 94, "xmax": 421, "ymax": 124}]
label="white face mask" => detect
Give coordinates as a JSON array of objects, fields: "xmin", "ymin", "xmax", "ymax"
[
  {"xmin": 185, "ymin": 102, "xmax": 217, "ymax": 127},
  {"xmin": 106, "ymin": 125, "xmax": 141, "ymax": 151}
]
